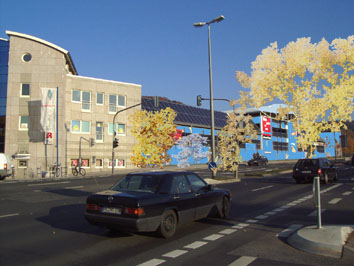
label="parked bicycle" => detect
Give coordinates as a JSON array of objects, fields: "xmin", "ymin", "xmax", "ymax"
[
  {"xmin": 50, "ymin": 163, "xmax": 61, "ymax": 177},
  {"xmin": 72, "ymin": 166, "xmax": 86, "ymax": 176}
]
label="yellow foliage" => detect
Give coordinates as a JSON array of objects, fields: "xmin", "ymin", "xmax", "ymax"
[
  {"xmin": 129, "ymin": 107, "xmax": 177, "ymax": 168},
  {"xmin": 236, "ymin": 36, "xmax": 354, "ymax": 157}
]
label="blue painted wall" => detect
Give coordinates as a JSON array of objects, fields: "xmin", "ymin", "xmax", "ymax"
[{"xmin": 168, "ymin": 116, "xmax": 341, "ymax": 166}]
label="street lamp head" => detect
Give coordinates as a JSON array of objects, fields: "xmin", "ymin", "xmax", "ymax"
[
  {"xmin": 212, "ymin": 15, "xmax": 225, "ymax": 23},
  {"xmin": 193, "ymin": 22, "xmax": 206, "ymax": 27}
]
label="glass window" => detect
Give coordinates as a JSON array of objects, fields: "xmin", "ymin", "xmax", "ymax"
[
  {"xmin": 117, "ymin": 124, "xmax": 125, "ymax": 135},
  {"xmin": 71, "ymin": 120, "xmax": 80, "ymax": 132},
  {"xmin": 118, "ymin": 95, "xmax": 126, "ymax": 107},
  {"xmin": 22, "ymin": 53, "xmax": 32, "ymax": 62},
  {"xmin": 82, "ymin": 91, "xmax": 91, "ymax": 111},
  {"xmin": 186, "ymin": 174, "xmax": 206, "ymax": 192},
  {"xmin": 72, "ymin": 90, "xmax": 81, "ymax": 102},
  {"xmin": 109, "ymin": 94, "xmax": 117, "ymax": 113},
  {"xmin": 96, "ymin": 159, "xmax": 103, "ymax": 168},
  {"xmin": 96, "ymin": 93, "xmax": 104, "ymax": 105},
  {"xmin": 19, "ymin": 116, "xmax": 29, "ymax": 130},
  {"xmin": 96, "ymin": 122, "xmax": 103, "ymax": 141},
  {"xmin": 81, "ymin": 159, "xmax": 90, "ymax": 168},
  {"xmin": 18, "ymin": 160, "xmax": 28, "ymax": 168},
  {"xmin": 21, "ymin": 83, "xmax": 30, "ymax": 97},
  {"xmin": 82, "ymin": 121, "xmax": 90, "ymax": 133},
  {"xmin": 171, "ymin": 175, "xmax": 191, "ymax": 194}
]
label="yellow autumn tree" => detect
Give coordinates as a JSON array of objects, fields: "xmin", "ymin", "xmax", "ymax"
[
  {"xmin": 236, "ymin": 37, "xmax": 354, "ymax": 157},
  {"xmin": 129, "ymin": 107, "xmax": 177, "ymax": 168},
  {"xmin": 217, "ymin": 101, "xmax": 258, "ymax": 179}
]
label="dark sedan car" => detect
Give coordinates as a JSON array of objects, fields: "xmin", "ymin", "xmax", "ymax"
[
  {"xmin": 292, "ymin": 158, "xmax": 338, "ymax": 184},
  {"xmin": 85, "ymin": 170, "xmax": 232, "ymax": 238},
  {"xmin": 248, "ymin": 156, "xmax": 268, "ymax": 166}
]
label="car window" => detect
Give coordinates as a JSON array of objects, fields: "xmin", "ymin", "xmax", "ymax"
[
  {"xmin": 297, "ymin": 159, "xmax": 318, "ymax": 168},
  {"xmin": 171, "ymin": 175, "xmax": 191, "ymax": 194},
  {"xmin": 112, "ymin": 175, "xmax": 161, "ymax": 193},
  {"xmin": 186, "ymin": 174, "xmax": 206, "ymax": 192}
]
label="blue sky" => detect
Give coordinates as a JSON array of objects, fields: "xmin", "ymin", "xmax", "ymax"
[{"xmin": 1, "ymin": 0, "xmax": 353, "ymax": 118}]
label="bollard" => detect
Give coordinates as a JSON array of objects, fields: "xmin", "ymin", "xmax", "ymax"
[{"xmin": 313, "ymin": 175, "xmax": 322, "ymax": 229}]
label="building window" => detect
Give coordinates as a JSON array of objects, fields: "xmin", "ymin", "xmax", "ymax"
[
  {"xmin": 95, "ymin": 159, "xmax": 103, "ymax": 168},
  {"xmin": 71, "ymin": 159, "xmax": 90, "ymax": 168},
  {"xmin": 18, "ymin": 160, "xmax": 28, "ymax": 168},
  {"xmin": 252, "ymin": 139, "xmax": 261, "ymax": 150},
  {"xmin": 273, "ymin": 141, "xmax": 289, "ymax": 151},
  {"xmin": 19, "ymin": 116, "xmax": 29, "ymax": 130},
  {"xmin": 82, "ymin": 121, "xmax": 90, "ymax": 133},
  {"xmin": 118, "ymin": 95, "xmax": 126, "ymax": 107},
  {"xmin": 21, "ymin": 83, "xmax": 30, "ymax": 97},
  {"xmin": 109, "ymin": 159, "xmax": 126, "ymax": 168},
  {"xmin": 96, "ymin": 122, "xmax": 103, "ymax": 141},
  {"xmin": 82, "ymin": 91, "xmax": 91, "ymax": 111},
  {"xmin": 72, "ymin": 90, "xmax": 81, "ymax": 102},
  {"xmin": 109, "ymin": 123, "xmax": 126, "ymax": 135},
  {"xmin": 71, "ymin": 120, "xmax": 90, "ymax": 133},
  {"xmin": 22, "ymin": 53, "xmax": 32, "ymax": 62},
  {"xmin": 96, "ymin": 93, "xmax": 104, "ymax": 105},
  {"xmin": 109, "ymin": 94, "xmax": 117, "ymax": 113}
]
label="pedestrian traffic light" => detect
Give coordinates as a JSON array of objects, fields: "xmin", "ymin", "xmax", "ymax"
[
  {"xmin": 113, "ymin": 138, "xmax": 119, "ymax": 148},
  {"xmin": 197, "ymin": 95, "xmax": 202, "ymax": 106}
]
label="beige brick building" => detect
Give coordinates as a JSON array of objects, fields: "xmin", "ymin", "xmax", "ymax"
[{"xmin": 3, "ymin": 31, "xmax": 141, "ymax": 178}]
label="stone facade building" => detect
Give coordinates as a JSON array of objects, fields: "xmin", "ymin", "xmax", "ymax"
[{"xmin": 2, "ymin": 31, "xmax": 141, "ymax": 178}]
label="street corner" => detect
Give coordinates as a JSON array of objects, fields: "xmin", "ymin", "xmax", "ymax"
[{"xmin": 287, "ymin": 225, "xmax": 354, "ymax": 259}]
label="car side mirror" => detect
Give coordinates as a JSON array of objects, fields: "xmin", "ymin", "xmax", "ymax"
[{"xmin": 206, "ymin": 184, "xmax": 213, "ymax": 191}]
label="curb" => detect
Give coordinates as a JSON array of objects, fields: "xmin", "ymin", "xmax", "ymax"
[{"xmin": 287, "ymin": 225, "xmax": 354, "ymax": 258}]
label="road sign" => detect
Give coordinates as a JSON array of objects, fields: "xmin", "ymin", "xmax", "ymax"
[{"xmin": 208, "ymin": 161, "xmax": 217, "ymax": 171}]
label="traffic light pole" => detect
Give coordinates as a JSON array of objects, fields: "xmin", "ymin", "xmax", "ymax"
[{"xmin": 111, "ymin": 103, "xmax": 142, "ymax": 175}]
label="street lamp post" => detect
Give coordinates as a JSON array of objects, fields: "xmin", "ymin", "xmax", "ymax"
[{"xmin": 194, "ymin": 15, "xmax": 224, "ymax": 177}]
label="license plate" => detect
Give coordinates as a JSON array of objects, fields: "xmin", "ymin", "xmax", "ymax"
[
  {"xmin": 102, "ymin": 207, "xmax": 121, "ymax": 215},
  {"xmin": 302, "ymin": 171, "xmax": 311, "ymax": 173}
]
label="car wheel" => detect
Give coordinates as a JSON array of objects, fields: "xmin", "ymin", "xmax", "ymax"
[
  {"xmin": 218, "ymin": 197, "xmax": 230, "ymax": 219},
  {"xmin": 158, "ymin": 210, "xmax": 177, "ymax": 239},
  {"xmin": 324, "ymin": 173, "xmax": 329, "ymax": 184}
]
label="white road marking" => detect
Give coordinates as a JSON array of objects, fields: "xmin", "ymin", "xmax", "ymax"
[
  {"xmin": 28, "ymin": 181, "xmax": 70, "ymax": 186},
  {"xmin": 162, "ymin": 249, "xmax": 188, "ymax": 258},
  {"xmin": 329, "ymin": 198, "xmax": 342, "ymax": 204},
  {"xmin": 184, "ymin": 241, "xmax": 208, "ymax": 249},
  {"xmin": 228, "ymin": 256, "xmax": 257, "ymax": 266},
  {"xmin": 0, "ymin": 213, "xmax": 20, "ymax": 219},
  {"xmin": 232, "ymin": 223, "xmax": 249, "ymax": 229},
  {"xmin": 251, "ymin": 185, "xmax": 273, "ymax": 192},
  {"xmin": 245, "ymin": 219, "xmax": 258, "ymax": 223},
  {"xmin": 255, "ymin": 215, "xmax": 268, "ymax": 220},
  {"xmin": 219, "ymin": 229, "xmax": 237, "ymax": 235},
  {"xmin": 137, "ymin": 259, "xmax": 166, "ymax": 266},
  {"xmin": 272, "ymin": 208, "xmax": 284, "ymax": 212},
  {"xmin": 65, "ymin": 186, "xmax": 84, "ymax": 189},
  {"xmin": 280, "ymin": 205, "xmax": 291, "ymax": 209},
  {"xmin": 351, "ymin": 178, "xmax": 354, "ymax": 181},
  {"xmin": 308, "ymin": 209, "xmax": 326, "ymax": 217},
  {"xmin": 204, "ymin": 234, "xmax": 224, "ymax": 241},
  {"xmin": 264, "ymin": 211, "xmax": 276, "ymax": 216},
  {"xmin": 342, "ymin": 191, "xmax": 352, "ymax": 196},
  {"xmin": 287, "ymin": 202, "xmax": 297, "ymax": 206},
  {"xmin": 277, "ymin": 224, "xmax": 303, "ymax": 238}
]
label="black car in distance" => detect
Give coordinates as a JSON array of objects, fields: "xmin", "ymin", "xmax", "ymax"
[
  {"xmin": 85, "ymin": 170, "xmax": 232, "ymax": 238},
  {"xmin": 292, "ymin": 158, "xmax": 338, "ymax": 184}
]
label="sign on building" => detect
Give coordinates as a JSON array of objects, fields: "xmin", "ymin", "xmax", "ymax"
[
  {"xmin": 40, "ymin": 88, "xmax": 56, "ymax": 134},
  {"xmin": 261, "ymin": 116, "xmax": 272, "ymax": 138}
]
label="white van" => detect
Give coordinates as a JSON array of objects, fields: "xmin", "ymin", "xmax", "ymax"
[{"xmin": 0, "ymin": 153, "xmax": 13, "ymax": 180}]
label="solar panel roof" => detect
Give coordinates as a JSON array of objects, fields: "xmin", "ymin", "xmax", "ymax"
[{"xmin": 141, "ymin": 97, "xmax": 228, "ymax": 129}]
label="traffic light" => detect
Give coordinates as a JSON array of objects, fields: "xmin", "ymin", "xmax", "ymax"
[
  {"xmin": 113, "ymin": 138, "xmax": 119, "ymax": 148},
  {"xmin": 197, "ymin": 95, "xmax": 202, "ymax": 106},
  {"xmin": 89, "ymin": 138, "xmax": 95, "ymax": 147}
]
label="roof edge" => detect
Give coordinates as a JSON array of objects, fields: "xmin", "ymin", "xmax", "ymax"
[{"xmin": 6, "ymin": 30, "xmax": 78, "ymax": 75}]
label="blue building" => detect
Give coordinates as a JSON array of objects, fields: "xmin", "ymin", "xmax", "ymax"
[{"xmin": 142, "ymin": 98, "xmax": 341, "ymax": 165}]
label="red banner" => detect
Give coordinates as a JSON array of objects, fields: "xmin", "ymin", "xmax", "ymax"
[{"xmin": 262, "ymin": 116, "xmax": 271, "ymax": 137}]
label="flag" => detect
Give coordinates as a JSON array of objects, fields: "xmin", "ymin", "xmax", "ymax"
[{"xmin": 40, "ymin": 88, "xmax": 56, "ymax": 132}]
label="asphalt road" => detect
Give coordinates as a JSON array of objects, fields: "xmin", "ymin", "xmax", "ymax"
[{"xmin": 0, "ymin": 164, "xmax": 353, "ymax": 266}]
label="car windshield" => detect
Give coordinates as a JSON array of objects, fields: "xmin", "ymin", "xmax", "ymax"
[
  {"xmin": 296, "ymin": 159, "xmax": 318, "ymax": 168},
  {"xmin": 111, "ymin": 175, "xmax": 161, "ymax": 193}
]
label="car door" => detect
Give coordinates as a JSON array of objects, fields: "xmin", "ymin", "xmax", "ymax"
[
  {"xmin": 186, "ymin": 173, "xmax": 218, "ymax": 220},
  {"xmin": 170, "ymin": 174, "xmax": 196, "ymax": 224}
]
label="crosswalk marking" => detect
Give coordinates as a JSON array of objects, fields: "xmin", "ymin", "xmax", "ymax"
[
  {"xmin": 184, "ymin": 241, "xmax": 208, "ymax": 249},
  {"xmin": 137, "ymin": 259, "xmax": 166, "ymax": 266},
  {"xmin": 162, "ymin": 249, "xmax": 188, "ymax": 258},
  {"xmin": 342, "ymin": 191, "xmax": 352, "ymax": 196},
  {"xmin": 228, "ymin": 256, "xmax": 257, "ymax": 266},
  {"xmin": 328, "ymin": 198, "xmax": 342, "ymax": 204}
]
